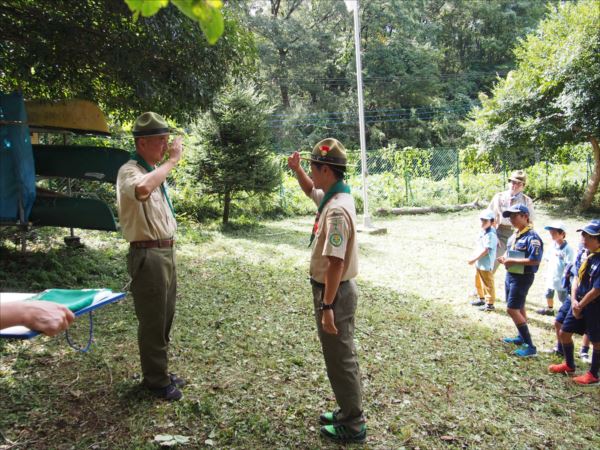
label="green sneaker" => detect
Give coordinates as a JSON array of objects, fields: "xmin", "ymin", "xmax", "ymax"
[
  {"xmin": 320, "ymin": 424, "xmax": 366, "ymax": 443},
  {"xmin": 319, "ymin": 410, "xmax": 339, "ymax": 425}
]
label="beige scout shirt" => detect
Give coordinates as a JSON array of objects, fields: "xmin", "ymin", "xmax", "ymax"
[
  {"xmin": 488, "ymin": 190, "xmax": 535, "ymax": 227},
  {"xmin": 309, "ymin": 188, "xmax": 358, "ymax": 283},
  {"xmin": 116, "ymin": 160, "xmax": 177, "ymax": 242}
]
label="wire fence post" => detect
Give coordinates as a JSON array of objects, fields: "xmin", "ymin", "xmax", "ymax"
[{"xmin": 455, "ymin": 149, "xmax": 460, "ymax": 203}]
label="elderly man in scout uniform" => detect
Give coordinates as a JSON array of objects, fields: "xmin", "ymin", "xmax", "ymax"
[
  {"xmin": 488, "ymin": 170, "xmax": 535, "ymax": 272},
  {"xmin": 287, "ymin": 138, "xmax": 366, "ymax": 443},
  {"xmin": 117, "ymin": 112, "xmax": 185, "ymax": 401}
]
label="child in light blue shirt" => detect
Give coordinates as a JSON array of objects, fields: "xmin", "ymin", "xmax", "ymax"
[{"xmin": 468, "ymin": 210, "xmax": 498, "ymax": 311}]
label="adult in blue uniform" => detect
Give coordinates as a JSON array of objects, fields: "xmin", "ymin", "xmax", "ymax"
[
  {"xmin": 497, "ymin": 205, "xmax": 543, "ymax": 357},
  {"xmin": 549, "ymin": 220, "xmax": 600, "ymax": 385}
]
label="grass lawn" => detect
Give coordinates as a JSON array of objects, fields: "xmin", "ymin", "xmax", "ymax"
[{"xmin": 1, "ymin": 206, "xmax": 599, "ymax": 449}]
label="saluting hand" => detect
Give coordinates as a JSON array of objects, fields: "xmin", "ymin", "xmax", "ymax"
[
  {"xmin": 168, "ymin": 136, "xmax": 183, "ymax": 164},
  {"xmin": 321, "ymin": 309, "xmax": 338, "ymax": 335},
  {"xmin": 287, "ymin": 151, "xmax": 301, "ymax": 172}
]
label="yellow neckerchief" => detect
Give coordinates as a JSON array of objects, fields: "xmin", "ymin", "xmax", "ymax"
[
  {"xmin": 511, "ymin": 225, "xmax": 533, "ymax": 250},
  {"xmin": 578, "ymin": 249, "xmax": 600, "ymax": 281}
]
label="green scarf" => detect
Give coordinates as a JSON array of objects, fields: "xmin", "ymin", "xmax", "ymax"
[
  {"xmin": 132, "ymin": 154, "xmax": 176, "ymax": 219},
  {"xmin": 309, "ymin": 180, "xmax": 351, "ymax": 247}
]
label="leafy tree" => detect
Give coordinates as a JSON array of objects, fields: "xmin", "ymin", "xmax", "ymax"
[
  {"xmin": 124, "ymin": 0, "xmax": 225, "ymax": 44},
  {"xmin": 465, "ymin": 0, "xmax": 600, "ymax": 210},
  {"xmin": 190, "ymin": 83, "xmax": 281, "ymax": 224},
  {"xmin": 0, "ymin": 0, "xmax": 255, "ymax": 122}
]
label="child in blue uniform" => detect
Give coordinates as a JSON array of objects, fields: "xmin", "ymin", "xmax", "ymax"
[
  {"xmin": 537, "ymin": 222, "xmax": 576, "ymax": 316},
  {"xmin": 468, "ymin": 210, "xmax": 498, "ymax": 311},
  {"xmin": 549, "ymin": 220, "xmax": 600, "ymax": 385},
  {"xmin": 497, "ymin": 205, "xmax": 543, "ymax": 357}
]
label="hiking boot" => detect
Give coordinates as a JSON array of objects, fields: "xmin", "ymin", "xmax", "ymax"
[
  {"xmin": 548, "ymin": 362, "xmax": 575, "ymax": 374},
  {"xmin": 169, "ymin": 373, "xmax": 186, "ymax": 388},
  {"xmin": 148, "ymin": 383, "xmax": 182, "ymax": 401},
  {"xmin": 479, "ymin": 303, "xmax": 495, "ymax": 312},
  {"xmin": 572, "ymin": 371, "xmax": 600, "ymax": 386},
  {"xmin": 470, "ymin": 299, "xmax": 485, "ymax": 307},
  {"xmin": 319, "ymin": 410, "xmax": 340, "ymax": 425},
  {"xmin": 320, "ymin": 424, "xmax": 366, "ymax": 444},
  {"xmin": 502, "ymin": 336, "xmax": 524, "ymax": 345},
  {"xmin": 513, "ymin": 344, "xmax": 537, "ymax": 358},
  {"xmin": 536, "ymin": 307, "xmax": 555, "ymax": 316}
]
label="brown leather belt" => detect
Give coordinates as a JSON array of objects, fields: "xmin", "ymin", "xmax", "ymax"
[{"xmin": 130, "ymin": 239, "xmax": 175, "ymax": 249}]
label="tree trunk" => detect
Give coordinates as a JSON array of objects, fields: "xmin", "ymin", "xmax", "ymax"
[
  {"xmin": 579, "ymin": 136, "xmax": 600, "ymax": 211},
  {"xmin": 223, "ymin": 190, "xmax": 231, "ymax": 224}
]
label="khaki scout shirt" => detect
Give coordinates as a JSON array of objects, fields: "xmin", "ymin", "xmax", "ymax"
[
  {"xmin": 309, "ymin": 188, "xmax": 358, "ymax": 283},
  {"xmin": 488, "ymin": 190, "xmax": 535, "ymax": 227},
  {"xmin": 116, "ymin": 160, "xmax": 177, "ymax": 242}
]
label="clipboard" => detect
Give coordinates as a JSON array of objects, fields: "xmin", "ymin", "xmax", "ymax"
[
  {"xmin": 507, "ymin": 250, "xmax": 525, "ymax": 274},
  {"xmin": 0, "ymin": 291, "xmax": 126, "ymax": 339}
]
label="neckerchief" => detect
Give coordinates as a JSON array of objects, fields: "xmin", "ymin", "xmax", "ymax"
[
  {"xmin": 578, "ymin": 249, "xmax": 600, "ymax": 281},
  {"xmin": 511, "ymin": 225, "xmax": 532, "ymax": 250},
  {"xmin": 309, "ymin": 180, "xmax": 351, "ymax": 247},
  {"xmin": 132, "ymin": 154, "xmax": 176, "ymax": 219}
]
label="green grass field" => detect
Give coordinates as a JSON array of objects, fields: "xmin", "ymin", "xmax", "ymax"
[{"xmin": 1, "ymin": 207, "xmax": 599, "ymax": 449}]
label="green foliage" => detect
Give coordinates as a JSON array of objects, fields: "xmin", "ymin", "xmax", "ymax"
[
  {"xmin": 0, "ymin": 0, "xmax": 254, "ymax": 121},
  {"xmin": 187, "ymin": 82, "xmax": 282, "ymax": 223},
  {"xmin": 124, "ymin": 0, "xmax": 225, "ymax": 44},
  {"xmin": 465, "ymin": 0, "xmax": 600, "ymax": 152}
]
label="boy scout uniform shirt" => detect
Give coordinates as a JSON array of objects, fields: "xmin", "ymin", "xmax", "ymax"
[
  {"xmin": 507, "ymin": 228, "xmax": 543, "ymax": 274},
  {"xmin": 489, "ymin": 191, "xmax": 535, "ymax": 227},
  {"xmin": 575, "ymin": 251, "xmax": 600, "ymax": 301},
  {"xmin": 309, "ymin": 188, "xmax": 358, "ymax": 283},
  {"xmin": 116, "ymin": 160, "xmax": 177, "ymax": 242}
]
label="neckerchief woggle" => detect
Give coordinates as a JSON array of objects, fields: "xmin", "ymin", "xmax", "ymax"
[
  {"xmin": 309, "ymin": 180, "xmax": 351, "ymax": 247},
  {"xmin": 511, "ymin": 224, "xmax": 532, "ymax": 250},
  {"xmin": 132, "ymin": 153, "xmax": 176, "ymax": 219},
  {"xmin": 578, "ymin": 249, "xmax": 600, "ymax": 281}
]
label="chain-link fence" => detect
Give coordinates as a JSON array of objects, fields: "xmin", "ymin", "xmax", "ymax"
[{"xmin": 279, "ymin": 145, "xmax": 592, "ymax": 213}]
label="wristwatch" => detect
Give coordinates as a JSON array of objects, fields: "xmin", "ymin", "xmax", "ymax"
[{"xmin": 320, "ymin": 302, "xmax": 335, "ymax": 311}]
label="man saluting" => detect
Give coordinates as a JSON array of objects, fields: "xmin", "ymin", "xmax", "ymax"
[{"xmin": 288, "ymin": 138, "xmax": 366, "ymax": 443}]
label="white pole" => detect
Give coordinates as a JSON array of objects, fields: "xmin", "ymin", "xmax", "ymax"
[{"xmin": 352, "ymin": 0, "xmax": 372, "ymax": 228}]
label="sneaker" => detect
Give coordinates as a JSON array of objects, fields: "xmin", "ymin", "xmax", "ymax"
[
  {"xmin": 479, "ymin": 303, "xmax": 495, "ymax": 312},
  {"xmin": 470, "ymin": 299, "xmax": 485, "ymax": 307},
  {"xmin": 319, "ymin": 410, "xmax": 339, "ymax": 425},
  {"xmin": 572, "ymin": 371, "xmax": 600, "ymax": 386},
  {"xmin": 169, "ymin": 373, "xmax": 186, "ymax": 388},
  {"xmin": 513, "ymin": 344, "xmax": 537, "ymax": 358},
  {"xmin": 503, "ymin": 336, "xmax": 524, "ymax": 345},
  {"xmin": 548, "ymin": 362, "xmax": 575, "ymax": 374},
  {"xmin": 148, "ymin": 383, "xmax": 182, "ymax": 401},
  {"xmin": 320, "ymin": 424, "xmax": 366, "ymax": 443},
  {"xmin": 579, "ymin": 351, "xmax": 592, "ymax": 364},
  {"xmin": 542, "ymin": 346, "xmax": 564, "ymax": 356},
  {"xmin": 536, "ymin": 307, "xmax": 555, "ymax": 316}
]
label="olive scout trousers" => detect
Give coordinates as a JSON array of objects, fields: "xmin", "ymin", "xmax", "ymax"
[
  {"xmin": 312, "ymin": 279, "xmax": 365, "ymax": 432},
  {"xmin": 128, "ymin": 247, "xmax": 177, "ymax": 389}
]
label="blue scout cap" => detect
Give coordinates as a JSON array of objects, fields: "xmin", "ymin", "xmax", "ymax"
[
  {"xmin": 502, "ymin": 204, "xmax": 530, "ymax": 218},
  {"xmin": 576, "ymin": 220, "xmax": 600, "ymax": 236},
  {"xmin": 479, "ymin": 209, "xmax": 495, "ymax": 220},
  {"xmin": 544, "ymin": 221, "xmax": 566, "ymax": 232}
]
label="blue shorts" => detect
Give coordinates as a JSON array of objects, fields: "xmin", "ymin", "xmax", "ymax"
[
  {"xmin": 561, "ymin": 300, "xmax": 600, "ymax": 342},
  {"xmin": 556, "ymin": 297, "xmax": 571, "ymax": 324},
  {"xmin": 505, "ymin": 272, "xmax": 535, "ymax": 310}
]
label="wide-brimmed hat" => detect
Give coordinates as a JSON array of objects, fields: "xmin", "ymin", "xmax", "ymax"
[
  {"xmin": 509, "ymin": 170, "xmax": 527, "ymax": 185},
  {"xmin": 502, "ymin": 204, "xmax": 530, "ymax": 218},
  {"xmin": 132, "ymin": 112, "xmax": 170, "ymax": 137},
  {"xmin": 301, "ymin": 138, "xmax": 347, "ymax": 167},
  {"xmin": 577, "ymin": 220, "xmax": 600, "ymax": 236}
]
